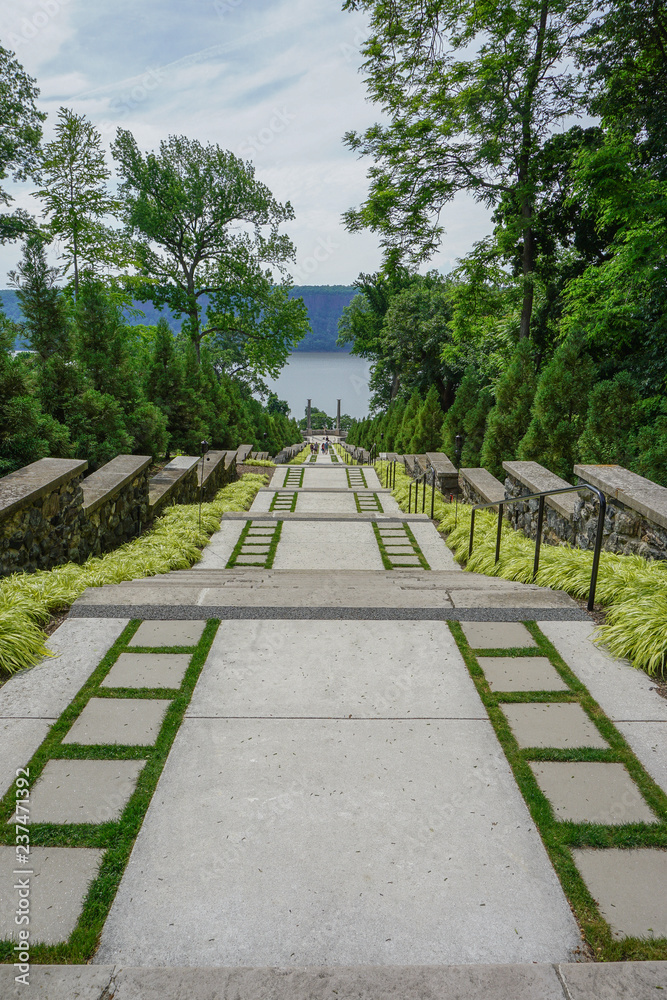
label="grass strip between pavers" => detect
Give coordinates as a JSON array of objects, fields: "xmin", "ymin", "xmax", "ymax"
[
  {"xmin": 270, "ymin": 491, "xmax": 298, "ymax": 513},
  {"xmin": 354, "ymin": 492, "xmax": 384, "ymax": 514},
  {"xmin": 371, "ymin": 522, "xmax": 431, "ymax": 570},
  {"xmin": 346, "ymin": 468, "xmax": 367, "ymax": 489},
  {"xmin": 226, "ymin": 520, "xmax": 283, "ymax": 568},
  {"xmin": 0, "ymin": 617, "xmax": 220, "ymax": 964},
  {"xmin": 448, "ymin": 619, "xmax": 667, "ymax": 963},
  {"xmin": 283, "ymin": 467, "xmax": 305, "ymax": 488}
]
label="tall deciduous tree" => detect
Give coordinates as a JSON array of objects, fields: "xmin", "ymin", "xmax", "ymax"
[
  {"xmin": 36, "ymin": 108, "xmax": 126, "ymax": 296},
  {"xmin": 111, "ymin": 130, "xmax": 306, "ymax": 367},
  {"xmin": 0, "ymin": 46, "xmax": 44, "ymax": 242},
  {"xmin": 343, "ymin": 0, "xmax": 589, "ymax": 339}
]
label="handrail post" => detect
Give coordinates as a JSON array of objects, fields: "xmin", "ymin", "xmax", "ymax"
[
  {"xmin": 430, "ymin": 469, "xmax": 436, "ymax": 519},
  {"xmin": 533, "ymin": 495, "xmax": 545, "ymax": 581},
  {"xmin": 469, "ymin": 508, "xmax": 476, "ymax": 558},
  {"xmin": 408, "ymin": 481, "xmax": 412, "ymax": 513},
  {"xmin": 422, "ymin": 475, "xmax": 426, "ymax": 513},
  {"xmin": 588, "ymin": 488, "xmax": 606, "ymax": 611},
  {"xmin": 495, "ymin": 502, "xmax": 503, "ymax": 564}
]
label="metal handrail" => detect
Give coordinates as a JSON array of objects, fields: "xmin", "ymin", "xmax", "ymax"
[
  {"xmin": 468, "ymin": 483, "xmax": 607, "ymax": 612},
  {"xmin": 408, "ymin": 469, "xmax": 438, "ymax": 518}
]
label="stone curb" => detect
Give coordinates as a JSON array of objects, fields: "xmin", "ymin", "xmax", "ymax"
[
  {"xmin": 67, "ymin": 605, "xmax": 591, "ymax": 620},
  {"xmin": 1, "ymin": 962, "xmax": 666, "ymax": 999}
]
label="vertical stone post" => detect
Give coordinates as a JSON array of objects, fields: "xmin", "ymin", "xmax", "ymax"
[
  {"xmin": 336, "ymin": 399, "xmax": 341, "ymax": 435},
  {"xmin": 307, "ymin": 399, "xmax": 312, "ymax": 437}
]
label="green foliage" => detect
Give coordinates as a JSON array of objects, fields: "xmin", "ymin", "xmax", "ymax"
[
  {"xmin": 480, "ymin": 340, "xmax": 536, "ymax": 478},
  {"xmin": 0, "ymin": 475, "xmax": 266, "ymax": 676},
  {"xmin": 441, "ymin": 367, "xmax": 480, "ymax": 460},
  {"xmin": 9, "ymin": 235, "xmax": 70, "ymax": 360},
  {"xmin": 408, "ymin": 384, "xmax": 444, "ymax": 453},
  {"xmin": 518, "ymin": 334, "xmax": 595, "ymax": 479},
  {"xmin": 577, "ymin": 372, "xmax": 642, "ymax": 468},
  {"xmin": 394, "ymin": 390, "xmax": 421, "ymax": 453},
  {"xmin": 35, "ymin": 108, "xmax": 130, "ymax": 293},
  {"xmin": 0, "ymin": 45, "xmax": 45, "ymax": 241},
  {"xmin": 461, "ymin": 387, "xmax": 493, "ymax": 468}
]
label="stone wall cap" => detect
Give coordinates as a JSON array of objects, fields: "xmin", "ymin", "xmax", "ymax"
[
  {"xmin": 459, "ymin": 467, "xmax": 505, "ymax": 505},
  {"xmin": 503, "ymin": 460, "xmax": 576, "ymax": 519},
  {"xmin": 0, "ymin": 458, "xmax": 88, "ymax": 519},
  {"xmin": 574, "ymin": 463, "xmax": 667, "ymax": 530},
  {"xmin": 81, "ymin": 455, "xmax": 151, "ymax": 514},
  {"xmin": 148, "ymin": 456, "xmax": 199, "ymax": 507},
  {"xmin": 235, "ymin": 444, "xmax": 254, "ymax": 463},
  {"xmin": 425, "ymin": 452, "xmax": 457, "ymax": 475},
  {"xmin": 197, "ymin": 450, "xmax": 227, "ymax": 486}
]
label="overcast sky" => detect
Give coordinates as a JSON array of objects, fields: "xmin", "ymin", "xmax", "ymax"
[{"xmin": 0, "ymin": 0, "xmax": 492, "ymax": 286}]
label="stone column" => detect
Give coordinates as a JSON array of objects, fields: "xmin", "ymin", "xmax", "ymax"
[
  {"xmin": 307, "ymin": 399, "xmax": 312, "ymax": 437},
  {"xmin": 336, "ymin": 399, "xmax": 341, "ymax": 435}
]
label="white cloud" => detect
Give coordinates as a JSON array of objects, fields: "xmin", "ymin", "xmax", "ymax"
[{"xmin": 0, "ymin": 0, "xmax": 492, "ymax": 286}]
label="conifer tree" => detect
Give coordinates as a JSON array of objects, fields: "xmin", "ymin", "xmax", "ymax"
[
  {"xmin": 461, "ymin": 387, "xmax": 493, "ymax": 467},
  {"xmin": 409, "ymin": 384, "xmax": 444, "ymax": 453},
  {"xmin": 577, "ymin": 372, "xmax": 640, "ymax": 469},
  {"xmin": 480, "ymin": 341, "xmax": 536, "ymax": 478},
  {"xmin": 395, "ymin": 391, "xmax": 421, "ymax": 453},
  {"xmin": 441, "ymin": 368, "xmax": 480, "ymax": 459},
  {"xmin": 518, "ymin": 333, "xmax": 595, "ymax": 479}
]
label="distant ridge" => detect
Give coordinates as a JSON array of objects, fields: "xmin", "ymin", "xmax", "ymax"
[{"xmin": 2, "ymin": 284, "xmax": 357, "ymax": 354}]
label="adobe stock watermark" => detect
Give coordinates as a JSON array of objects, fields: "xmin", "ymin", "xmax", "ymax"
[
  {"xmin": 5, "ymin": 0, "xmax": 72, "ymax": 50},
  {"xmin": 13, "ymin": 767, "xmax": 31, "ymax": 986},
  {"xmin": 97, "ymin": 66, "xmax": 168, "ymax": 136},
  {"xmin": 292, "ymin": 235, "xmax": 340, "ymax": 283},
  {"xmin": 238, "ymin": 108, "xmax": 297, "ymax": 158},
  {"xmin": 339, "ymin": 26, "xmax": 367, "ymax": 65},
  {"xmin": 213, "ymin": 0, "xmax": 243, "ymax": 18}
]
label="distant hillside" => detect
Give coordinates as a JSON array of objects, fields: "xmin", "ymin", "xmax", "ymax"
[{"xmin": 3, "ymin": 284, "xmax": 358, "ymax": 353}]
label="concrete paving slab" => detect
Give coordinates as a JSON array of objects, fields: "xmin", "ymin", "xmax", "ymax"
[
  {"xmin": 559, "ymin": 960, "xmax": 667, "ymax": 998},
  {"xmin": 62, "ymin": 698, "xmax": 170, "ymax": 746},
  {"xmin": 188, "ymin": 620, "xmax": 485, "ymax": 719},
  {"xmin": 95, "ymin": 718, "xmax": 580, "ymax": 966},
  {"xmin": 617, "ymin": 722, "xmax": 667, "ymax": 796},
  {"xmin": 248, "ymin": 491, "xmax": 273, "ymax": 512},
  {"xmin": 0, "ymin": 618, "xmax": 129, "ymax": 720},
  {"xmin": 408, "ymin": 522, "xmax": 462, "ymax": 571},
  {"xmin": 272, "ymin": 521, "xmax": 384, "ymax": 571},
  {"xmin": 297, "ymin": 492, "xmax": 359, "ymax": 514},
  {"xmin": 538, "ymin": 620, "xmax": 667, "ymax": 723},
  {"xmin": 480, "ymin": 656, "xmax": 568, "ymax": 692},
  {"xmin": 452, "ymin": 589, "xmax": 579, "ymax": 608},
  {"xmin": 0, "ymin": 718, "xmax": 53, "ymax": 799},
  {"xmin": 502, "ymin": 703, "xmax": 609, "ymax": 749},
  {"xmin": 130, "ymin": 619, "xmax": 206, "ymax": 646},
  {"xmin": 16, "ymin": 759, "xmax": 145, "ymax": 824},
  {"xmin": 573, "ymin": 848, "xmax": 667, "ymax": 939},
  {"xmin": 108, "ymin": 963, "xmax": 568, "ymax": 999},
  {"xmin": 302, "ymin": 469, "xmax": 349, "ymax": 489},
  {"xmin": 461, "ymin": 622, "xmax": 537, "ymax": 649},
  {"xmin": 0, "ymin": 965, "xmax": 114, "ymax": 1000},
  {"xmin": 0, "ymin": 846, "xmax": 103, "ymax": 944},
  {"xmin": 101, "ymin": 653, "xmax": 190, "ymax": 689},
  {"xmin": 530, "ymin": 762, "xmax": 657, "ymax": 824},
  {"xmin": 194, "ymin": 521, "xmax": 244, "ymax": 569}
]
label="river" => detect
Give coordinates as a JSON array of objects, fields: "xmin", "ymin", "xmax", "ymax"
[{"xmin": 264, "ymin": 352, "xmax": 372, "ymax": 421}]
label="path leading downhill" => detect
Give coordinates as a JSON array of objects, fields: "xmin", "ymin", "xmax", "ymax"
[{"xmin": 2, "ymin": 445, "xmax": 667, "ymax": 998}]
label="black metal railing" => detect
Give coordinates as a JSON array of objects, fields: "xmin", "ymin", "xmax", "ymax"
[
  {"xmin": 408, "ymin": 469, "xmax": 438, "ymax": 519},
  {"xmin": 468, "ymin": 484, "xmax": 607, "ymax": 612}
]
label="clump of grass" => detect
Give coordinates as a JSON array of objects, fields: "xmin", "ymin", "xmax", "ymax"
[
  {"xmin": 0, "ymin": 474, "xmax": 266, "ymax": 677},
  {"xmin": 288, "ymin": 444, "xmax": 310, "ymax": 464},
  {"xmin": 241, "ymin": 458, "xmax": 276, "ymax": 467},
  {"xmin": 376, "ymin": 459, "xmax": 667, "ymax": 676}
]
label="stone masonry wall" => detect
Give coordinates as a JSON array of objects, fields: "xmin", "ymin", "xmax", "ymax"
[
  {"xmin": 0, "ymin": 465, "xmax": 89, "ymax": 576},
  {"xmin": 81, "ymin": 466, "xmax": 151, "ymax": 559},
  {"xmin": 573, "ymin": 494, "xmax": 667, "ymax": 561},
  {"xmin": 504, "ymin": 473, "xmax": 577, "ymax": 547}
]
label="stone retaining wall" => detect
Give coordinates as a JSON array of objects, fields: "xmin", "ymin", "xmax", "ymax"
[
  {"xmin": 503, "ymin": 462, "xmax": 577, "ymax": 547},
  {"xmin": 458, "ymin": 467, "xmax": 506, "ymax": 510},
  {"xmin": 574, "ymin": 465, "xmax": 667, "ymax": 561},
  {"xmin": 0, "ymin": 459, "xmax": 89, "ymax": 576},
  {"xmin": 148, "ymin": 457, "xmax": 200, "ymax": 518},
  {"xmin": 81, "ymin": 456, "xmax": 152, "ymax": 558}
]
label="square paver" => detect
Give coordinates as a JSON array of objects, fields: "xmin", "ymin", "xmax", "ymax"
[
  {"xmin": 62, "ymin": 698, "xmax": 170, "ymax": 746},
  {"xmin": 502, "ymin": 703, "xmax": 608, "ymax": 749},
  {"xmin": 530, "ymin": 763, "xmax": 657, "ymax": 824},
  {"xmin": 0, "ymin": 846, "xmax": 103, "ymax": 944},
  {"xmin": 573, "ymin": 848, "xmax": 667, "ymax": 939},
  {"xmin": 12, "ymin": 759, "xmax": 145, "ymax": 824},
  {"xmin": 102, "ymin": 654, "xmax": 191, "ymax": 689},
  {"xmin": 130, "ymin": 620, "xmax": 206, "ymax": 647},
  {"xmin": 461, "ymin": 622, "xmax": 537, "ymax": 649},
  {"xmin": 480, "ymin": 656, "xmax": 568, "ymax": 692}
]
